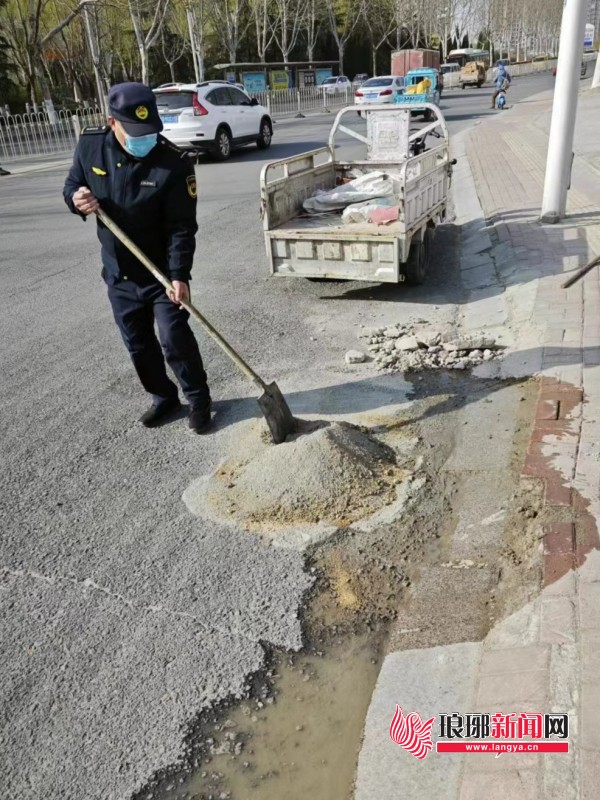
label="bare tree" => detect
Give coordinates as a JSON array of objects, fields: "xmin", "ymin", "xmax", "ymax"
[
  {"xmin": 161, "ymin": 10, "xmax": 187, "ymax": 83},
  {"xmin": 361, "ymin": 0, "xmax": 395, "ymax": 75},
  {"xmin": 323, "ymin": 0, "xmax": 362, "ymax": 73},
  {"xmin": 249, "ymin": 0, "xmax": 276, "ymax": 60},
  {"xmin": 3, "ymin": 0, "xmax": 100, "ymax": 107},
  {"xmin": 127, "ymin": 0, "xmax": 170, "ymax": 84},
  {"xmin": 302, "ymin": 0, "xmax": 321, "ymax": 62},
  {"xmin": 205, "ymin": 0, "xmax": 251, "ymax": 64},
  {"xmin": 271, "ymin": 0, "xmax": 306, "ymax": 64}
]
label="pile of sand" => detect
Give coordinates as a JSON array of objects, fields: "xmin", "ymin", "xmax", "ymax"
[{"xmin": 202, "ymin": 422, "xmax": 409, "ymax": 532}]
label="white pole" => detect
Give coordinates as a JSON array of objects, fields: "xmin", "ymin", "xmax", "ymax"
[
  {"xmin": 541, "ymin": 0, "xmax": 588, "ymax": 223},
  {"xmin": 187, "ymin": 7, "xmax": 200, "ymax": 84},
  {"xmin": 592, "ymin": 51, "xmax": 600, "ymax": 89}
]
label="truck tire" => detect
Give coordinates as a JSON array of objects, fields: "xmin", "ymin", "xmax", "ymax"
[
  {"xmin": 404, "ymin": 228, "xmax": 432, "ymax": 286},
  {"xmin": 460, "ymin": 83, "xmax": 465, "ymax": 89},
  {"xmin": 477, "ymin": 81, "xmax": 483, "ymax": 88}
]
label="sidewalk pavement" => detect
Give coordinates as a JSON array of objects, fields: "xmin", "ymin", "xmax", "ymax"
[{"xmin": 355, "ymin": 86, "xmax": 600, "ymax": 799}]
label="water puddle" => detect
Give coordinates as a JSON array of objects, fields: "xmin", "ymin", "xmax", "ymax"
[{"xmin": 143, "ymin": 629, "xmax": 385, "ymax": 800}]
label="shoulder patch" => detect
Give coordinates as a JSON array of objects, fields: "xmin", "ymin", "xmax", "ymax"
[{"xmin": 81, "ymin": 125, "xmax": 109, "ymax": 135}]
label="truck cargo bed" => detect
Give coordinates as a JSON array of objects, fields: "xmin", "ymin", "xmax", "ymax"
[{"xmin": 259, "ymin": 105, "xmax": 452, "ymax": 284}]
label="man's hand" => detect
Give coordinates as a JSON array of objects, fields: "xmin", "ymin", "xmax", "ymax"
[
  {"xmin": 73, "ymin": 186, "xmax": 99, "ymax": 215},
  {"xmin": 168, "ymin": 280, "xmax": 190, "ymax": 306}
]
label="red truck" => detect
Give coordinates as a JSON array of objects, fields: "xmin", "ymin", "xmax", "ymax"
[{"xmin": 391, "ymin": 49, "xmax": 441, "ymax": 77}]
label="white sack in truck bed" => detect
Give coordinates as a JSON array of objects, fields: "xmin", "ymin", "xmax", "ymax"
[{"xmin": 302, "ymin": 171, "xmax": 401, "ymax": 214}]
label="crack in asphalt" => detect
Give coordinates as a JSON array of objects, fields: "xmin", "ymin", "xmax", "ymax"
[{"xmin": 0, "ymin": 566, "xmax": 264, "ymax": 645}]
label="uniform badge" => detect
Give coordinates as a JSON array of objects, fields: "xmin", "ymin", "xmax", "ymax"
[
  {"xmin": 186, "ymin": 175, "xmax": 197, "ymax": 198},
  {"xmin": 92, "ymin": 167, "xmax": 107, "ymax": 176},
  {"xmin": 135, "ymin": 105, "xmax": 149, "ymax": 120}
]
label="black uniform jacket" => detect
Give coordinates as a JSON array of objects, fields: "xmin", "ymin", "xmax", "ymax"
[{"xmin": 63, "ymin": 127, "xmax": 198, "ymax": 286}]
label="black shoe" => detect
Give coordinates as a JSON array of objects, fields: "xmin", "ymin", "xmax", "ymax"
[
  {"xmin": 0, "ymin": 167, "xmax": 11, "ymax": 176},
  {"xmin": 139, "ymin": 398, "xmax": 181, "ymax": 427},
  {"xmin": 188, "ymin": 405, "xmax": 213, "ymax": 434}
]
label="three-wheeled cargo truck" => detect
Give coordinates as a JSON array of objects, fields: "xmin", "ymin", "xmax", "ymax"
[{"xmin": 259, "ymin": 104, "xmax": 454, "ymax": 285}]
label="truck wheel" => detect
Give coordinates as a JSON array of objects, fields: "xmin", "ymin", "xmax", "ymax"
[
  {"xmin": 460, "ymin": 83, "xmax": 465, "ymax": 90},
  {"xmin": 477, "ymin": 81, "xmax": 483, "ymax": 88},
  {"xmin": 404, "ymin": 229, "xmax": 432, "ymax": 286}
]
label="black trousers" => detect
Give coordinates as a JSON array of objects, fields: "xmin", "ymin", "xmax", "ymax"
[{"xmin": 107, "ymin": 280, "xmax": 211, "ymax": 410}]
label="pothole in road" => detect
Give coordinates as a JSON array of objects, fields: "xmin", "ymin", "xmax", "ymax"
[{"xmin": 135, "ymin": 373, "xmax": 552, "ymax": 800}]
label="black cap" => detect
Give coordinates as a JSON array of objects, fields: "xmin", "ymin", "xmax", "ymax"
[{"xmin": 108, "ymin": 82, "xmax": 163, "ymax": 135}]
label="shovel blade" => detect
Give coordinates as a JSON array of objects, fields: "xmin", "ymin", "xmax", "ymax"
[{"xmin": 258, "ymin": 382, "xmax": 297, "ymax": 444}]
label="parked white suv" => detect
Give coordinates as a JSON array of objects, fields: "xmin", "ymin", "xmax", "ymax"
[{"xmin": 153, "ymin": 82, "xmax": 273, "ymax": 160}]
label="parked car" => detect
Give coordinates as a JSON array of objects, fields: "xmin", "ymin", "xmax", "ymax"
[
  {"xmin": 320, "ymin": 75, "xmax": 352, "ymax": 94},
  {"xmin": 153, "ymin": 82, "xmax": 272, "ymax": 160},
  {"xmin": 354, "ymin": 75, "xmax": 405, "ymax": 112},
  {"xmin": 353, "ymin": 73, "xmax": 369, "ymax": 85}
]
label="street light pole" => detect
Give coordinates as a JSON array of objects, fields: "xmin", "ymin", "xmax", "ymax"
[
  {"xmin": 540, "ymin": 0, "xmax": 588, "ymax": 223},
  {"xmin": 592, "ymin": 50, "xmax": 600, "ymax": 89}
]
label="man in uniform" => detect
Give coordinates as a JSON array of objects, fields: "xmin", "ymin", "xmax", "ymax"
[{"xmin": 63, "ymin": 82, "xmax": 212, "ymax": 433}]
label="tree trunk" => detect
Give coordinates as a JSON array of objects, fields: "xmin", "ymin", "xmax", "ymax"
[
  {"xmin": 139, "ymin": 46, "xmax": 149, "ymax": 84},
  {"xmin": 169, "ymin": 61, "xmax": 176, "ymax": 82}
]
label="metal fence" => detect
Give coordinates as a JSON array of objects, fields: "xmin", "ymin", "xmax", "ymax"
[
  {"xmin": 0, "ymin": 107, "xmax": 103, "ymax": 163},
  {"xmin": 253, "ymin": 83, "xmax": 362, "ymax": 118}
]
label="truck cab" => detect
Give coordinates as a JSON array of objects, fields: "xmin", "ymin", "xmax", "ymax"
[{"xmin": 393, "ymin": 68, "xmax": 441, "ymax": 119}]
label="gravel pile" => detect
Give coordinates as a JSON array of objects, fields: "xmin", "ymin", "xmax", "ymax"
[
  {"xmin": 354, "ymin": 323, "xmax": 502, "ymax": 373},
  {"xmin": 201, "ymin": 422, "xmax": 409, "ymax": 532}
]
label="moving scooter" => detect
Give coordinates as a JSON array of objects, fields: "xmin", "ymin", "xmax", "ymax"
[{"xmin": 495, "ymin": 77, "xmax": 510, "ymax": 109}]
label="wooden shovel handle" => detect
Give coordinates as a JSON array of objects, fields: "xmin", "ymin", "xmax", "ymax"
[{"xmin": 95, "ymin": 209, "xmax": 266, "ymax": 391}]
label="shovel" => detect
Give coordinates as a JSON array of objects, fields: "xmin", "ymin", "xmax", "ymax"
[{"xmin": 95, "ymin": 209, "xmax": 297, "ymax": 444}]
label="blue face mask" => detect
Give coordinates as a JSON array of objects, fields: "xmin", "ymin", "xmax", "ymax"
[{"xmin": 124, "ymin": 133, "xmax": 157, "ymax": 158}]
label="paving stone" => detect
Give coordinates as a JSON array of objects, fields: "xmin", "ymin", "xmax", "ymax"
[
  {"xmin": 540, "ymin": 597, "xmax": 576, "ymax": 645},
  {"xmin": 581, "ymin": 749, "xmax": 600, "ymax": 800},
  {"xmin": 581, "ymin": 682, "xmax": 600, "ymax": 750},
  {"xmin": 581, "ymin": 630, "xmax": 600, "ymax": 683},
  {"xmin": 476, "ymin": 669, "xmax": 548, "ymax": 709},
  {"xmin": 579, "ymin": 583, "xmax": 600, "ymax": 630},
  {"xmin": 543, "ymin": 524, "xmax": 575, "ymax": 555},
  {"xmin": 544, "ymin": 553, "xmax": 575, "ymax": 587},
  {"xmin": 479, "ymin": 645, "xmax": 550, "ymax": 677}
]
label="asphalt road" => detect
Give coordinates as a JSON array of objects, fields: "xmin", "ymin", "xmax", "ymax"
[{"xmin": 0, "ymin": 71, "xmax": 557, "ymax": 800}]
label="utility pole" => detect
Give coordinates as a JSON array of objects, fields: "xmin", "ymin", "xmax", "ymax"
[
  {"xmin": 84, "ymin": 6, "xmax": 108, "ymax": 115},
  {"xmin": 186, "ymin": 7, "xmax": 200, "ymax": 84},
  {"xmin": 540, "ymin": 0, "xmax": 588, "ymax": 223},
  {"xmin": 592, "ymin": 50, "xmax": 600, "ymax": 88}
]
